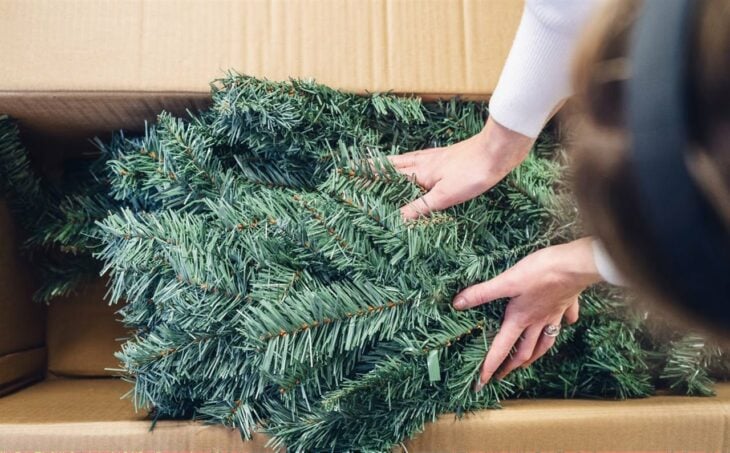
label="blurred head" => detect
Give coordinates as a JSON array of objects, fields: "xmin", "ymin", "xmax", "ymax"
[{"xmin": 570, "ymin": 0, "xmax": 730, "ymax": 336}]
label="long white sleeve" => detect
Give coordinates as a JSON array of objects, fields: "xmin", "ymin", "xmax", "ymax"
[
  {"xmin": 489, "ymin": 0, "xmax": 603, "ymax": 138},
  {"xmin": 488, "ymin": 0, "xmax": 625, "ymax": 285}
]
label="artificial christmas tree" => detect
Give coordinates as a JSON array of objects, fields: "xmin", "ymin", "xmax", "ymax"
[{"xmin": 0, "ymin": 75, "xmax": 726, "ymax": 452}]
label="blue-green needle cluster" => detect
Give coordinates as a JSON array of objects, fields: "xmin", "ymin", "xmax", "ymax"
[{"xmin": 0, "ymin": 74, "xmax": 726, "ymax": 452}]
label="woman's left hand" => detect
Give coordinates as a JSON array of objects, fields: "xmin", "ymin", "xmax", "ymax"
[{"xmin": 452, "ymin": 237, "xmax": 603, "ymax": 391}]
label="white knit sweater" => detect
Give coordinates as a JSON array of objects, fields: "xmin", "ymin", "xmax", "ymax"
[{"xmin": 489, "ymin": 0, "xmax": 625, "ymax": 285}]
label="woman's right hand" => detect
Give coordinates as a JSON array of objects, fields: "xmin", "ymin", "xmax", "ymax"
[
  {"xmin": 387, "ymin": 117, "xmax": 534, "ymax": 220},
  {"xmin": 452, "ymin": 237, "xmax": 603, "ymax": 389}
]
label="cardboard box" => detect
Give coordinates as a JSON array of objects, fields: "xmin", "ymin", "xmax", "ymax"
[
  {"xmin": 1, "ymin": 1, "xmax": 729, "ymax": 451},
  {"xmin": 0, "ymin": 0, "xmax": 519, "ymax": 144}
]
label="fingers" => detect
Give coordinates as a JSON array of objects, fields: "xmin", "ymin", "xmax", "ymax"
[
  {"xmin": 390, "ymin": 149, "xmax": 452, "ymax": 219},
  {"xmin": 387, "ymin": 148, "xmax": 437, "ymax": 170},
  {"xmin": 368, "ymin": 150, "xmax": 425, "ymax": 180},
  {"xmin": 400, "ymin": 183, "xmax": 456, "ymax": 220},
  {"xmin": 474, "ymin": 298, "xmax": 579, "ymax": 388},
  {"xmin": 474, "ymin": 321, "xmax": 523, "ymax": 392},
  {"xmin": 522, "ymin": 317, "xmax": 563, "ymax": 369},
  {"xmin": 453, "ymin": 271, "xmax": 515, "ymax": 310},
  {"xmin": 519, "ymin": 300, "xmax": 579, "ymax": 369},
  {"xmin": 390, "ymin": 168, "xmax": 424, "ymax": 188},
  {"xmin": 493, "ymin": 324, "xmax": 543, "ymax": 381},
  {"xmin": 387, "ymin": 153, "xmax": 419, "ymax": 169},
  {"xmin": 563, "ymin": 299, "xmax": 580, "ymax": 325}
]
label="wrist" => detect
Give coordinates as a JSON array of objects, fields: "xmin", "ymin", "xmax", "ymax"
[
  {"xmin": 477, "ymin": 117, "xmax": 533, "ymax": 172},
  {"xmin": 554, "ymin": 238, "xmax": 604, "ymax": 287},
  {"xmin": 591, "ymin": 238, "xmax": 628, "ymax": 286}
]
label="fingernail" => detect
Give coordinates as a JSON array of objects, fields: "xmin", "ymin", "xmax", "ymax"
[
  {"xmin": 473, "ymin": 376, "xmax": 485, "ymax": 392},
  {"xmin": 453, "ymin": 298, "xmax": 466, "ymax": 309}
]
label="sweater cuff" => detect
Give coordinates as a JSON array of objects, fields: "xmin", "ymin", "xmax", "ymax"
[
  {"xmin": 592, "ymin": 238, "xmax": 627, "ymax": 286},
  {"xmin": 488, "ymin": 1, "xmax": 597, "ymax": 138}
]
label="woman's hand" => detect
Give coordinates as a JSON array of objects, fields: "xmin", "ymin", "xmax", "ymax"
[
  {"xmin": 388, "ymin": 117, "xmax": 534, "ymax": 220},
  {"xmin": 452, "ymin": 237, "xmax": 603, "ymax": 391}
]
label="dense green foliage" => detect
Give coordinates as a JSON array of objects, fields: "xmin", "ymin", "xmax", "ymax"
[
  {"xmin": 0, "ymin": 75, "xmax": 726, "ymax": 452},
  {"xmin": 0, "ymin": 116, "xmax": 107, "ymax": 301}
]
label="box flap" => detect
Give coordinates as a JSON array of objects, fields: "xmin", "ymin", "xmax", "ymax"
[
  {"xmin": 400, "ymin": 385, "xmax": 730, "ymax": 452},
  {"xmin": 0, "ymin": 379, "xmax": 276, "ymax": 451},
  {"xmin": 1, "ymin": 379, "xmax": 728, "ymax": 452},
  {"xmin": 0, "ymin": 0, "xmax": 522, "ymax": 142},
  {"xmin": 0, "ymin": 0, "xmax": 521, "ymax": 96}
]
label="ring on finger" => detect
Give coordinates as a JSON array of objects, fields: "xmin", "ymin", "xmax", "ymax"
[{"xmin": 542, "ymin": 324, "xmax": 561, "ymax": 337}]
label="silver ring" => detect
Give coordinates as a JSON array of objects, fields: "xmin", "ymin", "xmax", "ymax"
[{"xmin": 542, "ymin": 324, "xmax": 561, "ymax": 337}]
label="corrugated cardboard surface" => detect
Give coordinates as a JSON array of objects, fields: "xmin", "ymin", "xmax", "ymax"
[
  {"xmin": 402, "ymin": 386, "xmax": 730, "ymax": 452},
  {"xmin": 0, "ymin": 202, "xmax": 44, "ymax": 357},
  {"xmin": 1, "ymin": 378, "xmax": 728, "ymax": 452},
  {"xmin": 0, "ymin": 92, "xmax": 212, "ymax": 142},
  {"xmin": 0, "ymin": 201, "xmax": 45, "ymax": 393},
  {"xmin": 0, "ymin": 0, "xmax": 522, "ymax": 142},
  {"xmin": 0, "ymin": 0, "xmax": 520, "ymax": 95},
  {"xmin": 2, "ymin": 1, "xmax": 730, "ymax": 451},
  {"xmin": 0, "ymin": 379, "xmax": 143, "ymax": 424},
  {"xmin": 0, "ymin": 379, "xmax": 276, "ymax": 451},
  {"xmin": 0, "ymin": 421, "xmax": 274, "ymax": 452},
  {"xmin": 0, "ymin": 347, "xmax": 45, "ymax": 397},
  {"xmin": 47, "ymin": 278, "xmax": 130, "ymax": 377}
]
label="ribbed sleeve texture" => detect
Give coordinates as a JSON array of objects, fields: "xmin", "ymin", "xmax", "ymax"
[
  {"xmin": 488, "ymin": 0, "xmax": 623, "ymax": 285},
  {"xmin": 489, "ymin": 0, "xmax": 603, "ymax": 138}
]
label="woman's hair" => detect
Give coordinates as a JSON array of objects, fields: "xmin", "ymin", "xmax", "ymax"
[{"xmin": 569, "ymin": 0, "xmax": 730, "ymax": 335}]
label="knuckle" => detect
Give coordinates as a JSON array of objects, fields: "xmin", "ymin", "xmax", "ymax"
[
  {"xmin": 430, "ymin": 182, "xmax": 448, "ymax": 195},
  {"xmin": 509, "ymin": 312, "xmax": 531, "ymax": 328},
  {"xmin": 429, "ymin": 185, "xmax": 452, "ymax": 204},
  {"xmin": 473, "ymin": 174, "xmax": 494, "ymax": 190},
  {"xmin": 542, "ymin": 271, "xmax": 565, "ymax": 288},
  {"xmin": 547, "ymin": 270, "xmax": 574, "ymax": 289}
]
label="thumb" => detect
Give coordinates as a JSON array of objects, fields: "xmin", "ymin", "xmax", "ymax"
[
  {"xmin": 400, "ymin": 183, "xmax": 453, "ymax": 221},
  {"xmin": 453, "ymin": 272, "xmax": 516, "ymax": 310}
]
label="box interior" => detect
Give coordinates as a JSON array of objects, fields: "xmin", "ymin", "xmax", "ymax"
[
  {"xmin": 2, "ymin": 118, "xmax": 730, "ymax": 451},
  {"xmin": 1, "ymin": 0, "xmax": 729, "ymax": 449}
]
